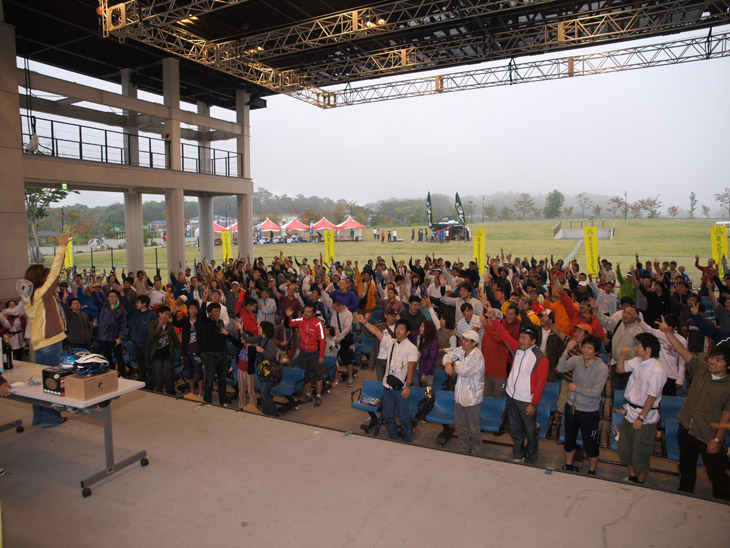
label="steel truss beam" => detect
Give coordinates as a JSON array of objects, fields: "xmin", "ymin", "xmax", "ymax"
[
  {"xmin": 294, "ymin": 30, "xmax": 730, "ymax": 108},
  {"xmin": 100, "ymin": 1, "xmax": 730, "ymax": 104},
  {"xmin": 99, "ymin": 1, "xmax": 249, "ymax": 37}
]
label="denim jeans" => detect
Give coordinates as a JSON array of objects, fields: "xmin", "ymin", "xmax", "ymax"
[
  {"xmin": 203, "ymin": 352, "xmax": 229, "ymax": 405},
  {"xmin": 149, "ymin": 356, "xmax": 175, "ymax": 395},
  {"xmin": 98, "ymin": 340, "xmax": 127, "ymax": 376},
  {"xmin": 260, "ymin": 380, "xmax": 279, "ymax": 417},
  {"xmin": 33, "ymin": 341, "xmax": 64, "ymax": 426},
  {"xmin": 507, "ymin": 396, "xmax": 538, "ymax": 463},
  {"xmin": 382, "ymin": 388, "xmax": 412, "ymax": 442}
]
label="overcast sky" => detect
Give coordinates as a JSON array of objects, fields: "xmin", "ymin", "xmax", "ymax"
[{"xmin": 42, "ymin": 31, "xmax": 730, "ymax": 214}]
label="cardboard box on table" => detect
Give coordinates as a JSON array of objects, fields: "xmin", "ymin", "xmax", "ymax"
[{"xmin": 64, "ymin": 370, "xmax": 118, "ymax": 400}]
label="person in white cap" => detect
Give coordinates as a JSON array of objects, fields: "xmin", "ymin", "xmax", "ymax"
[{"xmin": 444, "ymin": 330, "xmax": 485, "ymax": 455}]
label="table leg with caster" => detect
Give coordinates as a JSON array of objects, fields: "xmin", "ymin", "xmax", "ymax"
[{"xmin": 79, "ymin": 401, "xmax": 147, "ymax": 497}]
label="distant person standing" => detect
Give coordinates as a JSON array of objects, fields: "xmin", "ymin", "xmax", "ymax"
[
  {"xmin": 387, "ymin": 230, "xmax": 392, "ymax": 242},
  {"xmin": 393, "ymin": 229, "xmax": 398, "ymax": 242}
]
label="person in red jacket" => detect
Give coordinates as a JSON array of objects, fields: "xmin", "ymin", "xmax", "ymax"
[
  {"xmin": 480, "ymin": 304, "xmax": 520, "ymax": 398},
  {"xmin": 487, "ymin": 303, "xmax": 549, "ymax": 464},
  {"xmin": 289, "ymin": 304, "xmax": 326, "ymax": 407},
  {"xmin": 559, "ymin": 287, "xmax": 605, "ymax": 341}
]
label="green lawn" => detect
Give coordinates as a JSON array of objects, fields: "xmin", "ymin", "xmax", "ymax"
[{"xmin": 60, "ymin": 219, "xmax": 716, "ymax": 275}]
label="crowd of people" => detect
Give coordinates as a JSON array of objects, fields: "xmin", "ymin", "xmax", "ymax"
[{"xmin": 1, "ymin": 233, "xmax": 729, "ymax": 501}]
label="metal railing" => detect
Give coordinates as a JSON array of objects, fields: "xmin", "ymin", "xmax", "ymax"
[
  {"xmin": 181, "ymin": 143, "xmax": 242, "ymax": 177},
  {"xmin": 21, "ymin": 115, "xmax": 169, "ymax": 169},
  {"xmin": 21, "ymin": 115, "xmax": 242, "ymax": 178}
]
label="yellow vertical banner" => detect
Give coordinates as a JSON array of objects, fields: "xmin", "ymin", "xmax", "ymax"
[
  {"xmin": 711, "ymin": 225, "xmax": 728, "ymax": 278},
  {"xmin": 64, "ymin": 239, "xmax": 73, "ymax": 269},
  {"xmin": 584, "ymin": 226, "xmax": 599, "ymax": 276},
  {"xmin": 221, "ymin": 230, "xmax": 232, "ymax": 262},
  {"xmin": 324, "ymin": 229, "xmax": 335, "ymax": 265},
  {"xmin": 473, "ymin": 228, "xmax": 485, "ymax": 278}
]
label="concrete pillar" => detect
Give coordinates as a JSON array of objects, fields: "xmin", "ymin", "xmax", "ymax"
[
  {"xmin": 198, "ymin": 195, "xmax": 214, "ymax": 263},
  {"xmin": 197, "ymin": 101, "xmax": 211, "ymax": 174},
  {"xmin": 120, "ymin": 69, "xmax": 139, "ymax": 166},
  {"xmin": 165, "ymin": 188, "xmax": 185, "ymax": 274},
  {"xmin": 237, "ymin": 194, "xmax": 253, "ymax": 261},
  {"xmin": 124, "ymin": 191, "xmax": 144, "ymax": 273},
  {"xmin": 162, "ymin": 58, "xmax": 181, "ymax": 170},
  {"xmin": 0, "ymin": 22, "xmax": 30, "ymax": 299},
  {"xmin": 235, "ymin": 89, "xmax": 254, "ymax": 260}
]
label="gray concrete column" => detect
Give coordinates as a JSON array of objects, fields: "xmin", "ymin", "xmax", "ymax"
[
  {"xmin": 121, "ymin": 69, "xmax": 139, "ymax": 166},
  {"xmin": 198, "ymin": 195, "xmax": 214, "ymax": 263},
  {"xmin": 124, "ymin": 191, "xmax": 144, "ymax": 273},
  {"xmin": 0, "ymin": 22, "xmax": 30, "ymax": 299},
  {"xmin": 197, "ymin": 101, "xmax": 211, "ymax": 174},
  {"xmin": 163, "ymin": 58, "xmax": 181, "ymax": 170},
  {"xmin": 236, "ymin": 89, "xmax": 253, "ymax": 260},
  {"xmin": 165, "ymin": 188, "xmax": 185, "ymax": 274},
  {"xmin": 237, "ymin": 194, "xmax": 253, "ymax": 260}
]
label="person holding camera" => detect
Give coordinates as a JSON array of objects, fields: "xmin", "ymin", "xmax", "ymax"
[
  {"xmin": 556, "ymin": 334, "xmax": 609, "ymax": 475},
  {"xmin": 444, "ymin": 330, "xmax": 485, "ymax": 455},
  {"xmin": 359, "ymin": 315, "xmax": 418, "ymax": 442},
  {"xmin": 331, "ymin": 299, "xmax": 355, "ymax": 388}
]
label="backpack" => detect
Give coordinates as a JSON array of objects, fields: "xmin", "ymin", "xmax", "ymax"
[{"xmin": 256, "ymin": 338, "xmax": 282, "ymax": 383}]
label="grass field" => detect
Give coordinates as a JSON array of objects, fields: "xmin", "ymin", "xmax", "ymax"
[{"xmin": 58, "ymin": 219, "xmax": 717, "ymax": 275}]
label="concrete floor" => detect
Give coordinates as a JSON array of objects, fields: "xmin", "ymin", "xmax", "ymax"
[{"xmin": 0, "ymin": 371, "xmax": 728, "ymax": 547}]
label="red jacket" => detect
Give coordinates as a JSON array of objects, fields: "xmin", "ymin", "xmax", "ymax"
[
  {"xmin": 491, "ymin": 319, "xmax": 549, "ymax": 405},
  {"xmin": 289, "ymin": 316, "xmax": 325, "ymax": 359},
  {"xmin": 239, "ymin": 309, "xmax": 258, "ymax": 337},
  {"xmin": 481, "ymin": 319, "xmax": 519, "ymax": 378}
]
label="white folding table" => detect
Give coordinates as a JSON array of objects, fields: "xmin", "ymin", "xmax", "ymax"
[{"xmin": 2, "ymin": 360, "xmax": 147, "ymax": 497}]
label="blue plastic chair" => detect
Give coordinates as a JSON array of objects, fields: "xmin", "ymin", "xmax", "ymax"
[
  {"xmin": 541, "ymin": 382, "xmax": 560, "ymax": 413},
  {"xmin": 271, "ymin": 367, "xmax": 306, "ymax": 414},
  {"xmin": 479, "ymin": 397, "xmax": 506, "ymax": 432},
  {"xmin": 426, "ymin": 390, "xmax": 456, "ymax": 425},
  {"xmin": 613, "ymin": 389, "xmax": 625, "ymax": 411},
  {"xmin": 660, "ymin": 395, "xmax": 685, "ymax": 427},
  {"xmin": 407, "ymin": 386, "xmax": 426, "ymax": 419},
  {"xmin": 664, "ymin": 419, "xmax": 680, "ymax": 461},
  {"xmin": 537, "ymin": 404, "xmax": 551, "ymax": 439},
  {"xmin": 350, "ymin": 379, "xmax": 385, "ymax": 433},
  {"xmin": 609, "ymin": 412, "xmax": 625, "ymax": 450},
  {"xmin": 433, "ymin": 369, "xmax": 449, "ymax": 390},
  {"xmin": 426, "ymin": 390, "xmax": 456, "ymax": 447}
]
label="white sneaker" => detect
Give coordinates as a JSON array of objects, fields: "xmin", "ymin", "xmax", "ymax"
[{"xmin": 512, "ymin": 458, "xmax": 525, "ymax": 464}]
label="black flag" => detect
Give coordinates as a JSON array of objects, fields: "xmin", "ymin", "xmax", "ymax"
[
  {"xmin": 426, "ymin": 192, "xmax": 433, "ymax": 229},
  {"xmin": 455, "ymin": 193, "xmax": 466, "ymax": 225}
]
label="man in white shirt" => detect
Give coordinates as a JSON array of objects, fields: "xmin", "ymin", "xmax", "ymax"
[
  {"xmin": 444, "ymin": 330, "xmax": 485, "ymax": 455},
  {"xmin": 361, "ymin": 309, "xmax": 398, "ymax": 381},
  {"xmin": 632, "ymin": 310, "xmax": 687, "ymax": 396},
  {"xmin": 440, "ymin": 282, "xmax": 483, "ymax": 324},
  {"xmin": 455, "ymin": 302, "xmax": 483, "ymax": 347},
  {"xmin": 616, "ymin": 332, "xmax": 667, "ymax": 484},
  {"xmin": 359, "ymin": 316, "xmax": 418, "ymax": 442}
]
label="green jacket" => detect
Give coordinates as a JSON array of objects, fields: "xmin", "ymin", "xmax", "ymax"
[
  {"xmin": 615, "ymin": 266, "xmax": 636, "ymax": 301},
  {"xmin": 146, "ymin": 319, "xmax": 181, "ymax": 362}
]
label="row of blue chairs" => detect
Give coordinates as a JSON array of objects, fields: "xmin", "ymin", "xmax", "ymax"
[{"xmin": 351, "ymin": 382, "xmax": 551, "ymax": 448}]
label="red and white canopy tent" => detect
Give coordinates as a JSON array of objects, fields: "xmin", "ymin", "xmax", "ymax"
[
  {"xmin": 212, "ymin": 221, "xmax": 228, "ymax": 232},
  {"xmin": 228, "ymin": 222, "xmax": 238, "ymax": 231},
  {"xmin": 312, "ymin": 217, "xmax": 337, "ymax": 231},
  {"xmin": 283, "ymin": 218, "xmax": 309, "ymax": 232},
  {"xmin": 336, "ymin": 216, "xmax": 366, "ymax": 240},
  {"xmin": 259, "ymin": 218, "xmax": 282, "ymax": 231}
]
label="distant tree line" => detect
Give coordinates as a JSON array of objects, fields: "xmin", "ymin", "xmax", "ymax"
[{"xmin": 33, "ymin": 187, "xmax": 730, "ymax": 241}]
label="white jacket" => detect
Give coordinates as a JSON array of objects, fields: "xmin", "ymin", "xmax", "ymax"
[{"xmin": 446, "ymin": 347, "xmax": 485, "ymax": 407}]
